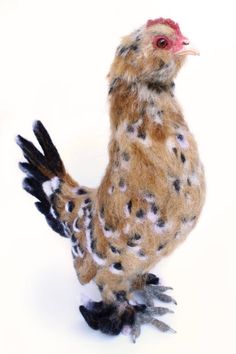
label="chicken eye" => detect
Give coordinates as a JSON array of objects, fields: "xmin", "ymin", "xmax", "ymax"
[{"xmin": 156, "ymin": 37, "xmax": 169, "ymax": 49}]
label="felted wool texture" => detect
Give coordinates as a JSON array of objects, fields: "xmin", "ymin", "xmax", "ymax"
[{"xmin": 17, "ymin": 18, "xmax": 205, "ymax": 337}]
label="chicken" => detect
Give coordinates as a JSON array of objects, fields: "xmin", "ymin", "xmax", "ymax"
[{"xmin": 16, "ymin": 18, "xmax": 205, "ymax": 341}]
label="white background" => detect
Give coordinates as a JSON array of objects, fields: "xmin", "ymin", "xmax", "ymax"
[{"xmin": 0, "ymin": 0, "xmax": 236, "ymax": 353}]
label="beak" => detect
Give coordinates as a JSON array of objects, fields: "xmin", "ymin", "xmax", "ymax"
[{"xmin": 177, "ymin": 40, "xmax": 200, "ymax": 56}]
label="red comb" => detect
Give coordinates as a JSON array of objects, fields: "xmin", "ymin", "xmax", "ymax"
[{"xmin": 146, "ymin": 18, "xmax": 182, "ymax": 36}]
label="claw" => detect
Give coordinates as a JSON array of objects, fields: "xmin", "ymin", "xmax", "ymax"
[
  {"xmin": 146, "ymin": 306, "xmax": 174, "ymax": 316},
  {"xmin": 147, "ymin": 285, "xmax": 173, "ymax": 297},
  {"xmin": 155, "ymin": 286, "xmax": 173, "ymax": 292},
  {"xmin": 151, "ymin": 318, "xmax": 176, "ymax": 333},
  {"xmin": 155, "ymin": 292, "xmax": 177, "ymax": 305},
  {"xmin": 131, "ymin": 321, "xmax": 141, "ymax": 343}
]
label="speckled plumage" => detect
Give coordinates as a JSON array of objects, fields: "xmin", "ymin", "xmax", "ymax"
[{"xmin": 17, "ymin": 18, "xmax": 205, "ymax": 341}]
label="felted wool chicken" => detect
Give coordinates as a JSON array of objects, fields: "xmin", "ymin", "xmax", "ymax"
[{"xmin": 17, "ymin": 18, "xmax": 205, "ymax": 341}]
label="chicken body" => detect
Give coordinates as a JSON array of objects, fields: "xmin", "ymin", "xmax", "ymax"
[
  {"xmin": 94, "ymin": 80, "xmax": 205, "ymax": 299},
  {"xmin": 17, "ymin": 18, "xmax": 205, "ymax": 340}
]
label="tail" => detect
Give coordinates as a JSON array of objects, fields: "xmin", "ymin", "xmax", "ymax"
[{"xmin": 16, "ymin": 120, "xmax": 77, "ymax": 237}]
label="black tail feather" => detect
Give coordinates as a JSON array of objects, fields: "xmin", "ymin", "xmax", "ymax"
[
  {"xmin": 16, "ymin": 135, "xmax": 48, "ymax": 172},
  {"xmin": 16, "ymin": 121, "xmax": 65, "ymax": 179},
  {"xmin": 35, "ymin": 200, "xmax": 50, "ymax": 214},
  {"xmin": 17, "ymin": 121, "xmax": 68, "ymax": 238},
  {"xmin": 23, "ymin": 177, "xmax": 48, "ymax": 203},
  {"xmin": 19, "ymin": 162, "xmax": 47, "ymax": 183},
  {"xmin": 35, "ymin": 201, "xmax": 67, "ymax": 237},
  {"xmin": 32, "ymin": 121, "xmax": 65, "ymax": 176}
]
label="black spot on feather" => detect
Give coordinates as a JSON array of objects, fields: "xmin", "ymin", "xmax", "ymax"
[
  {"xmin": 127, "ymin": 200, "xmax": 132, "ymax": 213},
  {"xmin": 119, "ymin": 178, "xmax": 125, "ymax": 189},
  {"xmin": 110, "ymin": 245, "xmax": 121, "ymax": 254},
  {"xmin": 108, "ymin": 77, "xmax": 121, "ymax": 95},
  {"xmin": 77, "ymin": 188, "xmax": 87, "ymax": 195},
  {"xmin": 151, "ymin": 203, "xmax": 158, "ymax": 214},
  {"xmin": 113, "ymin": 262, "xmax": 123, "ymax": 270},
  {"xmin": 137, "ymin": 131, "xmax": 146, "ymax": 140},
  {"xmin": 177, "ymin": 134, "xmax": 184, "ymax": 141},
  {"xmin": 122, "ymin": 152, "xmax": 130, "ymax": 161},
  {"xmin": 127, "ymin": 240, "xmax": 136, "ymax": 247},
  {"xmin": 180, "ymin": 153, "xmax": 186, "ymax": 163},
  {"xmin": 173, "ymin": 179, "xmax": 181, "ymax": 192},
  {"xmin": 126, "ymin": 124, "xmax": 135, "ymax": 133},
  {"xmin": 136, "ymin": 209, "xmax": 145, "ymax": 218},
  {"xmin": 117, "ymin": 43, "xmax": 138, "ymax": 57},
  {"xmin": 71, "ymin": 234, "xmax": 77, "ymax": 243},
  {"xmin": 158, "ymin": 244, "xmax": 165, "ymax": 251},
  {"xmin": 138, "ymin": 250, "xmax": 145, "ymax": 257},
  {"xmin": 157, "ymin": 218, "xmax": 165, "ymax": 228},
  {"xmin": 134, "ymin": 233, "xmax": 141, "ymax": 240},
  {"xmin": 172, "ymin": 147, "xmax": 178, "ymax": 156},
  {"xmin": 66, "ymin": 201, "xmax": 74, "ymax": 212}
]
